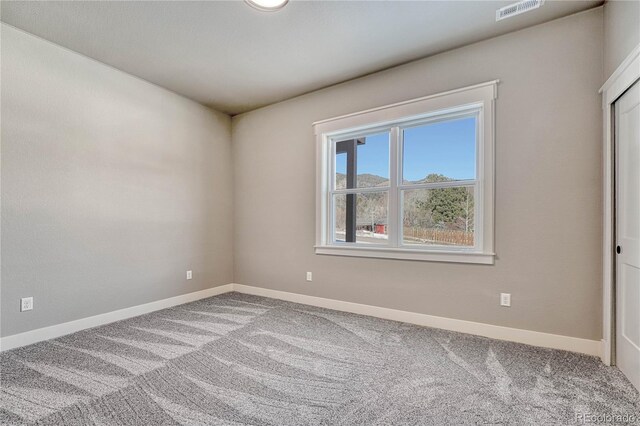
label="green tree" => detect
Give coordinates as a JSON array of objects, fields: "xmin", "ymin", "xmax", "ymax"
[{"xmin": 418, "ymin": 174, "xmax": 473, "ymax": 230}]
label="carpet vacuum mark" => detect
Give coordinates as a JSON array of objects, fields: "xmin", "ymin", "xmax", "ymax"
[{"xmin": 1, "ymin": 292, "xmax": 638, "ymax": 425}]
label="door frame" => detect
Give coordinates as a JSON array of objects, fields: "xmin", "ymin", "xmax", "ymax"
[{"xmin": 600, "ymin": 43, "xmax": 640, "ymax": 366}]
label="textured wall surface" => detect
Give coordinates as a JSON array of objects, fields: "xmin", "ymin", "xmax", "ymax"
[
  {"xmin": 232, "ymin": 9, "xmax": 604, "ymax": 340},
  {"xmin": 1, "ymin": 25, "xmax": 234, "ymax": 337}
]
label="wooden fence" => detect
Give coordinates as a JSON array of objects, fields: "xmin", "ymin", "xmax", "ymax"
[{"xmin": 403, "ymin": 227, "xmax": 474, "ymax": 246}]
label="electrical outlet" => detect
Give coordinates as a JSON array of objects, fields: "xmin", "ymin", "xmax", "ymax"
[
  {"xmin": 500, "ymin": 293, "xmax": 511, "ymax": 307},
  {"xmin": 186, "ymin": 270, "xmax": 193, "ymax": 280},
  {"xmin": 306, "ymin": 272, "xmax": 312, "ymax": 282},
  {"xmin": 21, "ymin": 297, "xmax": 33, "ymax": 312}
]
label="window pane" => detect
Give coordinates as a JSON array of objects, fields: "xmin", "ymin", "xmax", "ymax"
[
  {"xmin": 335, "ymin": 132, "xmax": 389, "ymax": 190},
  {"xmin": 334, "ymin": 191, "xmax": 388, "ymax": 244},
  {"xmin": 402, "ymin": 187, "xmax": 474, "ymax": 247},
  {"xmin": 335, "ymin": 152, "xmax": 347, "ymax": 189},
  {"xmin": 402, "ymin": 116, "xmax": 476, "ymax": 184}
]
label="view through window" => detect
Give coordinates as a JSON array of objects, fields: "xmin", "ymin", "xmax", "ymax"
[
  {"xmin": 331, "ymin": 116, "xmax": 477, "ymax": 248},
  {"xmin": 401, "ymin": 117, "xmax": 476, "ymax": 247}
]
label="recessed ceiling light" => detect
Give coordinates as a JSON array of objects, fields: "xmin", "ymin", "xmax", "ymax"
[{"xmin": 245, "ymin": 0, "xmax": 289, "ymax": 12}]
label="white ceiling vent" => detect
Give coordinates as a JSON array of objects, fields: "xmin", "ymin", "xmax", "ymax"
[{"xmin": 496, "ymin": 0, "xmax": 545, "ymax": 21}]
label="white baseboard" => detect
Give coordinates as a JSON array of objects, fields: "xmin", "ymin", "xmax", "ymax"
[
  {"xmin": 232, "ymin": 284, "xmax": 603, "ymax": 358},
  {"xmin": 0, "ymin": 284, "xmax": 234, "ymax": 352},
  {"xmin": 0, "ymin": 282, "xmax": 602, "ymax": 359}
]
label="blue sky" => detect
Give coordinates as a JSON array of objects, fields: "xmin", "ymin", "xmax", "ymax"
[{"xmin": 336, "ymin": 117, "xmax": 476, "ymax": 182}]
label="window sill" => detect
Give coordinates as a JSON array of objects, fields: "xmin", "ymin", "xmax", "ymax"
[{"xmin": 314, "ymin": 245, "xmax": 495, "ymax": 264}]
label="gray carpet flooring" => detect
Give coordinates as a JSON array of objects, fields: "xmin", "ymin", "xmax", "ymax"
[{"xmin": 0, "ymin": 292, "xmax": 638, "ymax": 425}]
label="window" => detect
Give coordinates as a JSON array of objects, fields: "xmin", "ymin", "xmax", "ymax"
[{"xmin": 314, "ymin": 81, "xmax": 497, "ymax": 264}]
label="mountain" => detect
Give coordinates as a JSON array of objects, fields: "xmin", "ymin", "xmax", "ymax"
[
  {"xmin": 336, "ymin": 173, "xmax": 389, "ymax": 188},
  {"xmin": 336, "ymin": 172, "xmax": 454, "ymax": 188},
  {"xmin": 405, "ymin": 173, "xmax": 455, "ymax": 185}
]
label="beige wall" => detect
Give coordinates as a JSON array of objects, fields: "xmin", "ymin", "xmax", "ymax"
[
  {"xmin": 2, "ymin": 6, "xmax": 611, "ymax": 341},
  {"xmin": 232, "ymin": 9, "xmax": 604, "ymax": 340},
  {"xmin": 1, "ymin": 25, "xmax": 234, "ymax": 337},
  {"xmin": 604, "ymin": 0, "xmax": 640, "ymax": 78}
]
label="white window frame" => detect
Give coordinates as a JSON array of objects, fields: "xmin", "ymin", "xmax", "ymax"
[{"xmin": 313, "ymin": 81, "xmax": 498, "ymax": 264}]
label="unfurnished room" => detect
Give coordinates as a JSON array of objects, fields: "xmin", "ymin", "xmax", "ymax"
[{"xmin": 0, "ymin": 0, "xmax": 639, "ymax": 424}]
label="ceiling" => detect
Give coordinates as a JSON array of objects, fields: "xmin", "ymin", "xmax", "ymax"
[{"xmin": 1, "ymin": 0, "xmax": 602, "ymax": 115}]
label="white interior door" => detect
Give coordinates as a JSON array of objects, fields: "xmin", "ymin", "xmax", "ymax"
[{"xmin": 616, "ymin": 79, "xmax": 640, "ymax": 391}]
